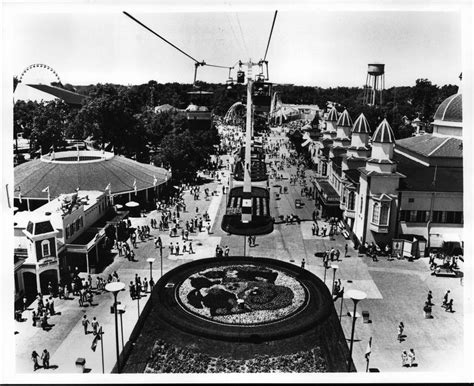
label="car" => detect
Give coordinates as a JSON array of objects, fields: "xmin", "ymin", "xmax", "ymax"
[{"xmin": 295, "ymin": 199, "xmax": 304, "ymax": 208}]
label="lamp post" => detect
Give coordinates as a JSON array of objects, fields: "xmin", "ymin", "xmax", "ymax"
[
  {"xmin": 331, "ymin": 264, "xmax": 339, "ymax": 295},
  {"xmin": 105, "ymin": 282, "xmax": 126, "ymax": 373},
  {"xmin": 117, "ymin": 304, "xmax": 126, "ymax": 350},
  {"xmin": 346, "ymin": 289, "xmax": 367, "ymax": 372},
  {"xmin": 136, "ymin": 291, "xmax": 140, "ymax": 318},
  {"xmin": 323, "ymin": 260, "xmax": 329, "ymax": 283},
  {"xmin": 147, "ymin": 257, "xmax": 156, "ymax": 283}
]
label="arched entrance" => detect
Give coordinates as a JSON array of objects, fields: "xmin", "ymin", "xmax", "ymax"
[
  {"xmin": 40, "ymin": 269, "xmax": 59, "ymax": 295},
  {"xmin": 22, "ymin": 271, "xmax": 37, "ymax": 300}
]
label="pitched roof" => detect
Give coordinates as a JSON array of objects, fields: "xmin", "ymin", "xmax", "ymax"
[
  {"xmin": 326, "ymin": 107, "xmax": 339, "ymax": 122},
  {"xmin": 352, "ymin": 113, "xmax": 371, "ymax": 134},
  {"xmin": 343, "ymin": 168, "xmax": 360, "ymax": 184},
  {"xmin": 433, "ymin": 93, "xmax": 462, "ymax": 123},
  {"xmin": 372, "ymin": 119, "xmax": 395, "ymax": 144},
  {"xmin": 336, "ymin": 109, "xmax": 353, "ymax": 127},
  {"xmin": 395, "ymin": 134, "xmax": 463, "ymax": 159}
]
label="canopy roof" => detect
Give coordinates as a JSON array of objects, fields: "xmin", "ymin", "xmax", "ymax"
[{"xmin": 14, "ymin": 151, "xmax": 170, "ymax": 200}]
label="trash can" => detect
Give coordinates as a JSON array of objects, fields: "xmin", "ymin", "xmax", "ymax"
[{"xmin": 75, "ymin": 357, "xmax": 86, "ymax": 373}]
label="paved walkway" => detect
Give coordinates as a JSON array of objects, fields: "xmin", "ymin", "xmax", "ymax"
[{"xmin": 13, "ymin": 126, "xmax": 466, "ymax": 376}]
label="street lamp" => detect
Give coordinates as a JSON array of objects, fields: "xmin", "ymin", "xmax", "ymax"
[
  {"xmin": 323, "ymin": 259, "xmax": 329, "ymax": 283},
  {"xmin": 105, "ymin": 282, "xmax": 126, "ymax": 373},
  {"xmin": 117, "ymin": 304, "xmax": 126, "ymax": 350},
  {"xmin": 331, "ymin": 264, "xmax": 339, "ymax": 295},
  {"xmin": 147, "ymin": 257, "xmax": 156, "ymax": 284},
  {"xmin": 346, "ymin": 289, "xmax": 367, "ymax": 372}
]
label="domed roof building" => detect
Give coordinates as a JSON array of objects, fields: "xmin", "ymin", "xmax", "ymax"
[
  {"xmin": 14, "ymin": 150, "xmax": 171, "ymax": 210},
  {"xmin": 393, "ymin": 91, "xmax": 463, "ymax": 251},
  {"xmin": 432, "ymin": 93, "xmax": 462, "ymax": 137}
]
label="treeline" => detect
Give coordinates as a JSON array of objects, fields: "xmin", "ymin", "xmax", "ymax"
[
  {"xmin": 14, "ymin": 78, "xmax": 458, "ymax": 179},
  {"xmin": 276, "ymin": 79, "xmax": 458, "ymax": 138}
]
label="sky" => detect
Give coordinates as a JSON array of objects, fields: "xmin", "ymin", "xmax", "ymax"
[{"xmin": 2, "ymin": 2, "xmax": 467, "ymax": 102}]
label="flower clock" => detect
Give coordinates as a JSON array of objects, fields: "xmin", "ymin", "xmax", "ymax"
[{"xmin": 177, "ymin": 264, "xmax": 307, "ymax": 325}]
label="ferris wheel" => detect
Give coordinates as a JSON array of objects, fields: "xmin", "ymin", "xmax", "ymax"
[{"xmin": 14, "ymin": 63, "xmax": 62, "ymax": 92}]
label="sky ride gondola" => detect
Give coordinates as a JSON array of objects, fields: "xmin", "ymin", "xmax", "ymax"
[{"xmin": 186, "ymin": 90, "xmax": 214, "ymax": 130}]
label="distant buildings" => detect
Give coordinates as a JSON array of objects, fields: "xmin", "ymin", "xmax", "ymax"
[{"xmin": 307, "ymin": 91, "xmax": 463, "ymax": 256}]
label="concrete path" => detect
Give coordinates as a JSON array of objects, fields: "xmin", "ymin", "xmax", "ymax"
[{"xmin": 13, "ymin": 126, "xmax": 467, "ymax": 378}]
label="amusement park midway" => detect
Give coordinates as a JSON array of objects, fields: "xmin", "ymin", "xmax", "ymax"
[{"xmin": 12, "ymin": 123, "xmax": 465, "ymax": 377}]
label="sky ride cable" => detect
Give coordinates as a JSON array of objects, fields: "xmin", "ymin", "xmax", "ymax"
[
  {"xmin": 263, "ymin": 10, "xmax": 278, "ymax": 62},
  {"xmin": 123, "ymin": 11, "xmax": 234, "ymax": 74}
]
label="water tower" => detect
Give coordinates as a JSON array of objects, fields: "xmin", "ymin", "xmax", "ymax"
[{"xmin": 363, "ymin": 63, "xmax": 385, "ymax": 105}]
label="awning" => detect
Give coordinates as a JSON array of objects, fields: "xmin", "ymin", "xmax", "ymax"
[
  {"xmin": 314, "ymin": 179, "xmax": 340, "ymax": 205},
  {"xmin": 442, "ymin": 233, "xmax": 462, "ymax": 243}
]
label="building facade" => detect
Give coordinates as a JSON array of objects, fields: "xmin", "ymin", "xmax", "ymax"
[{"xmin": 308, "ymin": 92, "xmax": 463, "ymax": 255}]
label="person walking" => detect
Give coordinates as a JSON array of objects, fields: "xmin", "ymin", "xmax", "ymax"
[
  {"xmin": 129, "ymin": 281, "xmax": 136, "ymax": 300},
  {"xmin": 442, "ymin": 290, "xmax": 450, "ymax": 308},
  {"xmin": 82, "ymin": 315, "xmax": 90, "ymax": 335},
  {"xmin": 91, "ymin": 317, "xmax": 99, "ymax": 336},
  {"xmin": 189, "ymin": 241, "xmax": 194, "ymax": 254},
  {"xmin": 401, "ymin": 350, "xmax": 409, "ymax": 367},
  {"xmin": 427, "ymin": 290, "xmax": 433, "ymax": 306},
  {"xmin": 48, "ymin": 297, "xmax": 55, "ymax": 316},
  {"xmin": 41, "ymin": 349, "xmax": 50, "ymax": 369},
  {"xmin": 408, "ymin": 348, "xmax": 416, "ymax": 367},
  {"xmin": 397, "ymin": 322, "xmax": 405, "ymax": 342},
  {"xmin": 32, "ymin": 351, "xmax": 40, "ymax": 371},
  {"xmin": 344, "ymin": 243, "xmax": 348, "ymax": 258},
  {"xmin": 445, "ymin": 298, "xmax": 454, "ymax": 313},
  {"xmin": 301, "ymin": 258, "xmax": 306, "ymax": 269}
]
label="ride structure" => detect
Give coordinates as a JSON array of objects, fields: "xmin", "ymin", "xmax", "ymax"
[{"xmin": 123, "ymin": 10, "xmax": 278, "ymax": 236}]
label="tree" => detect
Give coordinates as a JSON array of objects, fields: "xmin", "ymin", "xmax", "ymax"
[{"xmin": 29, "ymin": 100, "xmax": 69, "ymax": 154}]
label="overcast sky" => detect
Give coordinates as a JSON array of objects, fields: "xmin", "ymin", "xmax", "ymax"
[{"xmin": 3, "ymin": 2, "xmax": 466, "ymax": 101}]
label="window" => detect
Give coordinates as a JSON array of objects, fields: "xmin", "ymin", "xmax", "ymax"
[
  {"xmin": 322, "ymin": 163, "xmax": 327, "ymax": 176},
  {"xmin": 409, "ymin": 210, "xmax": 417, "ymax": 222},
  {"xmin": 65, "ymin": 226, "xmax": 69, "ymax": 239},
  {"xmin": 348, "ymin": 191, "xmax": 355, "ymax": 210},
  {"xmin": 408, "ymin": 198, "xmax": 414, "ymax": 203},
  {"xmin": 432, "ymin": 211, "xmax": 443, "ymax": 223},
  {"xmin": 380, "ymin": 204, "xmax": 390, "ymax": 225},
  {"xmin": 360, "ymin": 196, "xmax": 364, "ymax": 213},
  {"xmin": 76, "ymin": 218, "xmax": 81, "ymax": 230},
  {"xmin": 80, "ymin": 216, "xmax": 83, "ymax": 227},
  {"xmin": 41, "ymin": 240, "xmax": 51, "ymax": 257},
  {"xmin": 372, "ymin": 203, "xmax": 380, "ymax": 223}
]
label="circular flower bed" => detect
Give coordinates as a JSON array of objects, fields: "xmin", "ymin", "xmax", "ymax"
[{"xmin": 177, "ymin": 264, "xmax": 307, "ymax": 325}]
